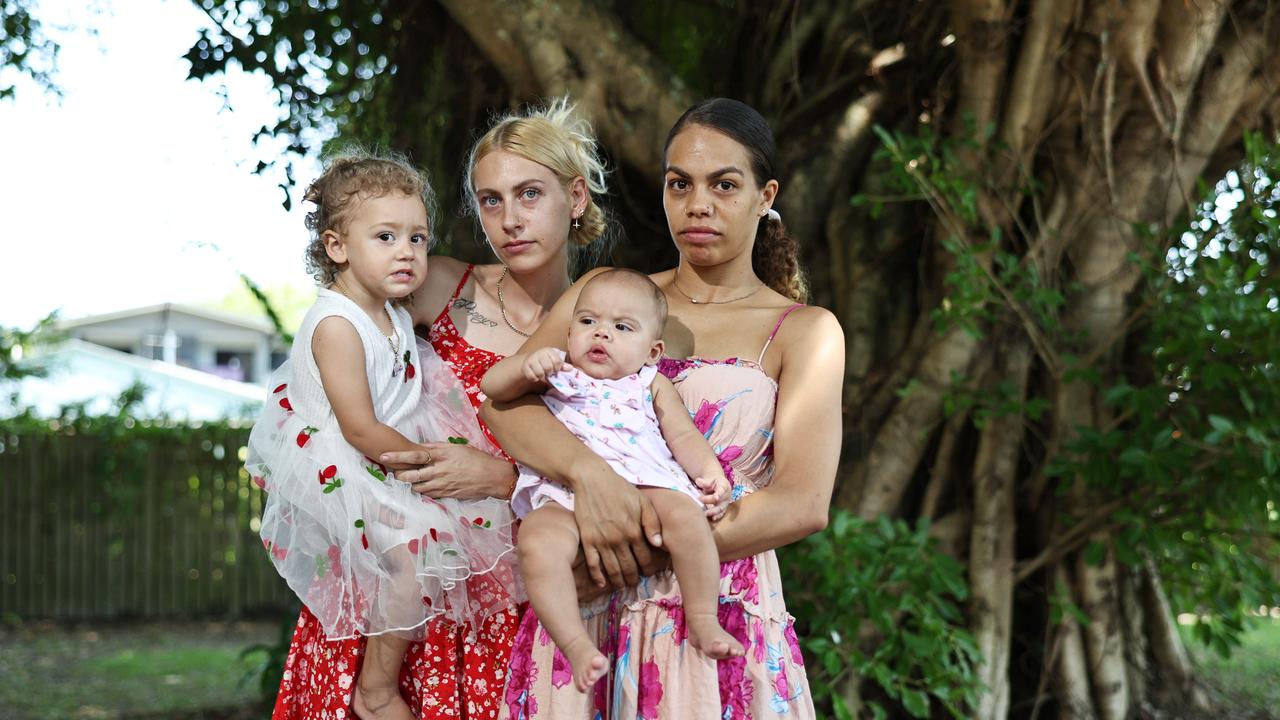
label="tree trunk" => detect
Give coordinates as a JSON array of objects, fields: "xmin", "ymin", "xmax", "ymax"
[
  {"xmin": 414, "ymin": 1, "xmax": 1280, "ymax": 716},
  {"xmin": 968, "ymin": 336, "xmax": 1029, "ymax": 718}
]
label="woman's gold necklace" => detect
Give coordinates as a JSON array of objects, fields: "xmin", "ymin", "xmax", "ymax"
[
  {"xmin": 333, "ymin": 280, "xmax": 404, "ymax": 375},
  {"xmin": 671, "ymin": 266, "xmax": 765, "ymax": 305},
  {"xmin": 495, "ymin": 266, "xmax": 532, "ymax": 338}
]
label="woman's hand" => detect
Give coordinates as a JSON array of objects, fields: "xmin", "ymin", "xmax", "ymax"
[
  {"xmin": 568, "ymin": 455, "xmax": 664, "ymax": 589},
  {"xmin": 571, "ymin": 543, "xmax": 672, "ymax": 604},
  {"xmin": 380, "ymin": 442, "xmax": 515, "ymax": 500}
]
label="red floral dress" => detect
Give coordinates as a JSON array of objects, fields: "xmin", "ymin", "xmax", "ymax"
[{"xmin": 272, "ymin": 265, "xmax": 521, "ymax": 720}]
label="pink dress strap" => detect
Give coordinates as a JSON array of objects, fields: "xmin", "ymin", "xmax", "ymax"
[{"xmin": 756, "ymin": 303, "xmax": 805, "ymax": 365}]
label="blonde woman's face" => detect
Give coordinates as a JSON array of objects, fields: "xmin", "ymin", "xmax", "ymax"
[
  {"xmin": 472, "ymin": 150, "xmax": 573, "ymax": 273},
  {"xmin": 662, "ymin": 125, "xmax": 776, "ymax": 268}
]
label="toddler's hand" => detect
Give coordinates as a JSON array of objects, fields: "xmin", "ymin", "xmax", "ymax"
[
  {"xmin": 695, "ymin": 473, "xmax": 732, "ymax": 522},
  {"xmin": 523, "ymin": 347, "xmax": 565, "ymax": 383}
]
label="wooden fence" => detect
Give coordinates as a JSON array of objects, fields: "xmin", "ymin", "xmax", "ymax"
[{"xmin": 0, "ymin": 423, "xmax": 295, "ymax": 620}]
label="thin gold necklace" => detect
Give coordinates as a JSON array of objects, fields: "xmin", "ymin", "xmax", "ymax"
[
  {"xmin": 671, "ymin": 266, "xmax": 765, "ymax": 305},
  {"xmin": 332, "ymin": 280, "xmax": 403, "ymax": 371},
  {"xmin": 495, "ymin": 266, "xmax": 532, "ymax": 338}
]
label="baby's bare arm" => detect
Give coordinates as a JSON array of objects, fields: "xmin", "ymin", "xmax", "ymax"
[
  {"xmin": 651, "ymin": 375, "xmax": 727, "ymax": 490},
  {"xmin": 480, "ymin": 348, "xmax": 564, "ymax": 401}
]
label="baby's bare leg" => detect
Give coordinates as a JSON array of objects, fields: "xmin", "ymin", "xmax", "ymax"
[
  {"xmin": 641, "ymin": 488, "xmax": 744, "ymax": 659},
  {"xmin": 519, "ymin": 504, "xmax": 608, "ymax": 691}
]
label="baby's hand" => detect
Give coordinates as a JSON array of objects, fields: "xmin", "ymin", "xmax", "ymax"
[
  {"xmin": 523, "ymin": 347, "xmax": 565, "ymax": 383},
  {"xmin": 695, "ymin": 473, "xmax": 732, "ymax": 522}
]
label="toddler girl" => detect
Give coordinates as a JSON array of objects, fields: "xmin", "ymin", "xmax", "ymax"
[
  {"xmin": 246, "ymin": 153, "xmax": 518, "ymax": 720},
  {"xmin": 481, "ymin": 268, "xmax": 744, "ymax": 692}
]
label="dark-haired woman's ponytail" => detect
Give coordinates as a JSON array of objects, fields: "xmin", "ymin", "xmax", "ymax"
[{"xmin": 752, "ymin": 215, "xmax": 807, "ymax": 303}]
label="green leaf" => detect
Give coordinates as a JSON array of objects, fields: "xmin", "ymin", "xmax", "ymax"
[
  {"xmin": 1083, "ymin": 541, "xmax": 1107, "ymax": 567},
  {"xmin": 1208, "ymin": 415, "xmax": 1236, "ymax": 433},
  {"xmin": 447, "ymin": 436, "xmax": 469, "ymax": 444},
  {"xmin": 902, "ymin": 689, "xmax": 930, "ymax": 718}
]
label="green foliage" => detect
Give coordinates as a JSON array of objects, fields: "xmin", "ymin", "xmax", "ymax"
[
  {"xmin": 857, "ymin": 122, "xmax": 1064, "ymax": 342},
  {"xmin": 864, "ymin": 117, "xmax": 1280, "ymax": 663},
  {"xmin": 239, "ymin": 609, "xmax": 301, "ymax": 706},
  {"xmin": 0, "ymin": 311, "xmax": 61, "ymax": 384},
  {"xmin": 1182, "ymin": 617, "xmax": 1280, "ymax": 711},
  {"xmin": 185, "ymin": 0, "xmax": 496, "ymax": 219},
  {"xmin": 779, "ymin": 511, "xmax": 982, "ymax": 719},
  {"xmin": 1, "ymin": 382, "xmax": 249, "ymax": 511},
  {"xmin": 0, "ymin": 0, "xmax": 60, "ymax": 99},
  {"xmin": 1047, "ymin": 132, "xmax": 1280, "ymax": 649},
  {"xmin": 235, "ymin": 272, "xmax": 299, "ymax": 343}
]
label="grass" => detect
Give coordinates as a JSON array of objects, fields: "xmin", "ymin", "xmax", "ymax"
[
  {"xmin": 0, "ymin": 620, "xmax": 275, "ymax": 720},
  {"xmin": 2, "ymin": 615, "xmax": 1274, "ymax": 719},
  {"xmin": 1181, "ymin": 615, "xmax": 1280, "ymax": 718}
]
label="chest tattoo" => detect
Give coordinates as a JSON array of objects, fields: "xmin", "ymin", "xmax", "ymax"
[{"xmin": 452, "ymin": 298, "xmax": 499, "ymax": 328}]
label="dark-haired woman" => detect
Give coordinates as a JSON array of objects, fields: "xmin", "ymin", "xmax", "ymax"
[{"xmin": 489, "ymin": 98, "xmax": 843, "ymax": 719}]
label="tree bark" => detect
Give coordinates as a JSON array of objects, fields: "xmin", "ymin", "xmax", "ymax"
[
  {"xmin": 968, "ymin": 336, "xmax": 1029, "ymax": 719},
  {"xmin": 438, "ymin": 0, "xmax": 693, "ymax": 176}
]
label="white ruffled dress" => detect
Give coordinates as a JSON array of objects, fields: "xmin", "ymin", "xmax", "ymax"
[{"xmin": 246, "ymin": 289, "xmax": 520, "ymax": 640}]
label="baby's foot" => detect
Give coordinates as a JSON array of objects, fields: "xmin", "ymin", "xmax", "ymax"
[
  {"xmin": 687, "ymin": 611, "xmax": 745, "ymax": 660},
  {"xmin": 353, "ymin": 680, "xmax": 415, "ymax": 720},
  {"xmin": 564, "ymin": 636, "xmax": 609, "ymax": 692}
]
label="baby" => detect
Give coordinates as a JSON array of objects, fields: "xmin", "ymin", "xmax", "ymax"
[{"xmin": 481, "ymin": 268, "xmax": 744, "ymax": 691}]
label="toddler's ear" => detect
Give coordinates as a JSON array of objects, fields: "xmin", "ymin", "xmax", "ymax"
[
  {"xmin": 322, "ymin": 229, "xmax": 347, "ymax": 264},
  {"xmin": 645, "ymin": 338, "xmax": 665, "ymax": 366}
]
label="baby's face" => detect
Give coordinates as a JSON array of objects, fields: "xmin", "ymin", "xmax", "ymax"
[{"xmin": 567, "ymin": 280, "xmax": 663, "ymax": 380}]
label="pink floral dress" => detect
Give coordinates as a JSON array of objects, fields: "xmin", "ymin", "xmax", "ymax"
[{"xmin": 501, "ymin": 306, "xmax": 815, "ymax": 720}]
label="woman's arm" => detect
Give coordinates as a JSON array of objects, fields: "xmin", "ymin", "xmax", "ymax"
[
  {"xmin": 480, "ymin": 267, "xmax": 663, "ymax": 589},
  {"xmin": 708, "ymin": 307, "xmax": 845, "ymax": 562},
  {"xmin": 312, "ymin": 317, "xmax": 422, "ymax": 459}
]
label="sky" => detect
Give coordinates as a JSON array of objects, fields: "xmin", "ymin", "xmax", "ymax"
[{"xmin": 0, "ymin": 0, "xmax": 322, "ymax": 330}]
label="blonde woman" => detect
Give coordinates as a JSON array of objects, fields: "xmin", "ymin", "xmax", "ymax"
[{"xmin": 270, "ymin": 98, "xmax": 611, "ymax": 720}]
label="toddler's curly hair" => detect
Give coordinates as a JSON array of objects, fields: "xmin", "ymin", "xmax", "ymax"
[{"xmin": 303, "ymin": 149, "xmax": 438, "ymax": 286}]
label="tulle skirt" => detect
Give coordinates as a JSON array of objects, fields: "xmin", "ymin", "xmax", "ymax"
[{"xmin": 247, "ymin": 345, "xmax": 522, "ymax": 640}]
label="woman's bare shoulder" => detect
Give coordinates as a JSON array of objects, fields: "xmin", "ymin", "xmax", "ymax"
[
  {"xmin": 776, "ymin": 304, "xmax": 842, "ymax": 343},
  {"xmin": 411, "ymin": 255, "xmax": 470, "ymax": 325}
]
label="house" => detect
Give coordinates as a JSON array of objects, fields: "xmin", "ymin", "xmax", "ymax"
[
  {"xmin": 4, "ymin": 338, "xmax": 266, "ymax": 421},
  {"xmin": 59, "ymin": 303, "xmax": 288, "ymax": 385}
]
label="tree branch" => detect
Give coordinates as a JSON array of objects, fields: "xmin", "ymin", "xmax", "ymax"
[{"xmin": 438, "ymin": 0, "xmax": 693, "ymax": 176}]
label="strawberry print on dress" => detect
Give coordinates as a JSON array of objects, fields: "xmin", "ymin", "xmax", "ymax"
[{"xmin": 270, "ymin": 265, "xmax": 523, "ymax": 720}]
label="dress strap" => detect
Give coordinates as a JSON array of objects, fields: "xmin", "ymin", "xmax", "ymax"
[
  {"xmin": 757, "ymin": 303, "xmax": 805, "ymax": 365},
  {"xmin": 449, "ymin": 263, "xmax": 475, "ymax": 303}
]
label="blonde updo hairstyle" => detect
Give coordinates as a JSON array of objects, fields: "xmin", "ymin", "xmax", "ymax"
[
  {"xmin": 463, "ymin": 97, "xmax": 610, "ymax": 267},
  {"xmin": 303, "ymin": 149, "xmax": 438, "ymax": 286}
]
